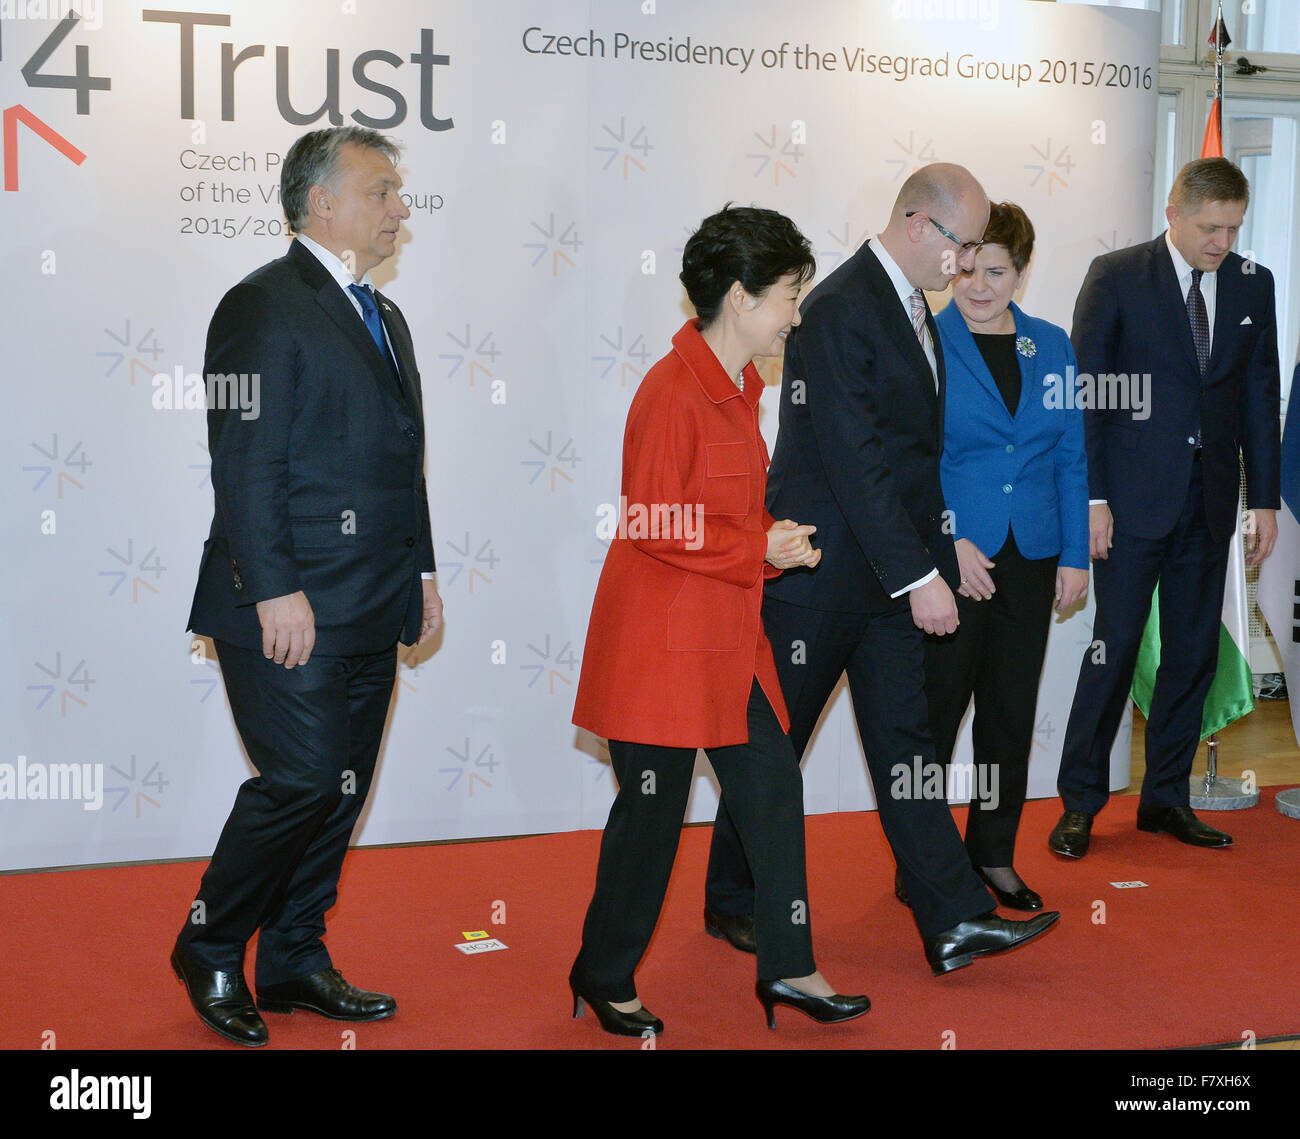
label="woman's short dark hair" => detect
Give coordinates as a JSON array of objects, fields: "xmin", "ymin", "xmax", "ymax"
[
  {"xmin": 680, "ymin": 205, "xmax": 815, "ymax": 328},
  {"xmin": 982, "ymin": 201, "xmax": 1035, "ymax": 273}
]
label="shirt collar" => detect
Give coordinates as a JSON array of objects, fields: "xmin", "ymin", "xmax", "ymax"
[
  {"xmin": 1164, "ymin": 230, "xmax": 1213, "ymax": 284},
  {"xmin": 296, "ymin": 233, "xmax": 376, "ymax": 293},
  {"xmin": 870, "ymin": 235, "xmax": 921, "ymax": 311}
]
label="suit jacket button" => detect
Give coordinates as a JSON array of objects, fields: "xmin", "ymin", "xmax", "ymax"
[{"xmin": 405, "ymin": 537, "xmax": 415, "ymax": 548}]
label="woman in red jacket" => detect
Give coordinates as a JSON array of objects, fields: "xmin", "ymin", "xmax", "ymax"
[{"xmin": 569, "ymin": 206, "xmax": 869, "ymax": 1037}]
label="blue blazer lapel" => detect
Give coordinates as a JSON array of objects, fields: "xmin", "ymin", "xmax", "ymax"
[
  {"xmin": 1008, "ymin": 302, "xmax": 1037, "ymax": 419},
  {"xmin": 936, "ymin": 302, "xmax": 1010, "ymax": 419}
]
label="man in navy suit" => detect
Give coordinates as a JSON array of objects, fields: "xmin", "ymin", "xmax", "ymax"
[
  {"xmin": 1049, "ymin": 157, "xmax": 1280, "ymax": 859},
  {"xmin": 173, "ymin": 127, "xmax": 442, "ymax": 1045},
  {"xmin": 706, "ymin": 165, "xmax": 1059, "ymax": 975}
]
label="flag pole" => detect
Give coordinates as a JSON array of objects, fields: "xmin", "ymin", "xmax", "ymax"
[{"xmin": 1189, "ymin": 2, "xmax": 1259, "ymax": 812}]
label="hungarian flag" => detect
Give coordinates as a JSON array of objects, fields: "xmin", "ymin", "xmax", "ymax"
[
  {"xmin": 1256, "ymin": 367, "xmax": 1300, "ymax": 747},
  {"xmin": 1131, "ymin": 9, "xmax": 1256, "ymax": 741}
]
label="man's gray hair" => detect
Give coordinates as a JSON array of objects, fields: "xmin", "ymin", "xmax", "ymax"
[{"xmin": 281, "ymin": 126, "xmax": 402, "ymax": 234}]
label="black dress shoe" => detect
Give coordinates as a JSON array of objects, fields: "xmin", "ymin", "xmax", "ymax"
[
  {"xmin": 704, "ymin": 909, "xmax": 756, "ymax": 954},
  {"xmin": 257, "ymin": 968, "xmax": 396, "ymax": 1021},
  {"xmin": 975, "ymin": 867, "xmax": 1043, "ymax": 912},
  {"xmin": 756, "ymin": 980, "xmax": 870, "ymax": 1029},
  {"xmin": 171, "ymin": 943, "xmax": 268, "ymax": 1047},
  {"xmin": 923, "ymin": 911, "xmax": 1060, "ymax": 976},
  {"xmin": 1048, "ymin": 810, "xmax": 1094, "ymax": 858},
  {"xmin": 570, "ymin": 982, "xmax": 663, "ymax": 1037},
  {"xmin": 1136, "ymin": 804, "xmax": 1233, "ymax": 847}
]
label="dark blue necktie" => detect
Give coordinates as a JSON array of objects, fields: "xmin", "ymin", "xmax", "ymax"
[
  {"xmin": 348, "ymin": 282, "xmax": 401, "ymax": 389},
  {"xmin": 1187, "ymin": 269, "xmax": 1210, "ymax": 375},
  {"xmin": 1187, "ymin": 268, "xmax": 1209, "ymax": 448}
]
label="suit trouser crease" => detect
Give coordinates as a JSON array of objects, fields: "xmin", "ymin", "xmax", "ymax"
[
  {"xmin": 178, "ymin": 640, "xmax": 397, "ymax": 988},
  {"xmin": 572, "ymin": 680, "xmax": 816, "ymax": 1004}
]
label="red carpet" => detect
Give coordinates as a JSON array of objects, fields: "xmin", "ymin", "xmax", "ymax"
[{"xmin": 2, "ymin": 793, "xmax": 1297, "ymax": 1050}]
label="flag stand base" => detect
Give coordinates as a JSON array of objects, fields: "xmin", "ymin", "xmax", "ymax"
[
  {"xmin": 1276, "ymin": 790, "xmax": 1300, "ymax": 820},
  {"xmin": 1189, "ymin": 775, "xmax": 1258, "ymax": 810},
  {"xmin": 1188, "ymin": 735, "xmax": 1258, "ymax": 810}
]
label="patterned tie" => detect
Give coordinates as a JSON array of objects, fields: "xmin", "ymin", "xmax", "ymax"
[
  {"xmin": 908, "ymin": 288, "xmax": 928, "ymax": 344},
  {"xmin": 347, "ymin": 283, "xmax": 402, "ymax": 389},
  {"xmin": 1187, "ymin": 269, "xmax": 1210, "ymax": 375}
]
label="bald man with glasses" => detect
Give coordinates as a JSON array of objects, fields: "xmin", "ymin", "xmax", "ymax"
[{"xmin": 704, "ymin": 165, "xmax": 1060, "ymax": 977}]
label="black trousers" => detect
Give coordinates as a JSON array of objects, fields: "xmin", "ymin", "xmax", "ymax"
[
  {"xmin": 923, "ymin": 531, "xmax": 1058, "ymax": 866},
  {"xmin": 1058, "ymin": 461, "xmax": 1229, "ymax": 814},
  {"xmin": 707, "ymin": 599, "xmax": 994, "ymax": 939},
  {"xmin": 570, "ymin": 679, "xmax": 816, "ymax": 1004},
  {"xmin": 176, "ymin": 639, "xmax": 397, "ymax": 988}
]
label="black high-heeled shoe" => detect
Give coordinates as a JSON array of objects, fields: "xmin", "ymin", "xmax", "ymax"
[
  {"xmin": 755, "ymin": 980, "xmax": 870, "ymax": 1029},
  {"xmin": 570, "ymin": 982, "xmax": 663, "ymax": 1037},
  {"xmin": 975, "ymin": 866, "xmax": 1043, "ymax": 912}
]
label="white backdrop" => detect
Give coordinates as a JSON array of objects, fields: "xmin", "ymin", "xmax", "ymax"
[{"xmin": 1, "ymin": 0, "xmax": 1154, "ymax": 871}]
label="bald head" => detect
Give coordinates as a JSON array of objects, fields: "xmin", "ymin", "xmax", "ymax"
[
  {"xmin": 881, "ymin": 163, "xmax": 989, "ymax": 291},
  {"xmin": 891, "ymin": 163, "xmax": 981, "ymax": 225}
]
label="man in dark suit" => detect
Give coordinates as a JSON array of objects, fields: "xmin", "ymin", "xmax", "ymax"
[
  {"xmin": 172, "ymin": 127, "xmax": 442, "ymax": 1046},
  {"xmin": 1049, "ymin": 157, "xmax": 1279, "ymax": 859},
  {"xmin": 705, "ymin": 165, "xmax": 1058, "ymax": 974}
]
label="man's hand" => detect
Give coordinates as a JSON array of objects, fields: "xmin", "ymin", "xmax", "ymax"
[
  {"xmin": 1055, "ymin": 566, "xmax": 1090, "ymax": 612},
  {"xmin": 1089, "ymin": 503, "xmax": 1114, "ymax": 561},
  {"xmin": 954, "ymin": 538, "xmax": 995, "ymax": 600},
  {"xmin": 256, "ymin": 590, "xmax": 315, "ymax": 668},
  {"xmin": 1245, "ymin": 508, "xmax": 1278, "ymax": 566},
  {"xmin": 766, "ymin": 519, "xmax": 821, "ymax": 570},
  {"xmin": 910, "ymin": 574, "xmax": 959, "ymax": 635},
  {"xmin": 419, "ymin": 579, "xmax": 444, "ymax": 644}
]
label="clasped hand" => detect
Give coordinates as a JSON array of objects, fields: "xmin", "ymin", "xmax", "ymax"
[{"xmin": 766, "ymin": 519, "xmax": 821, "ymax": 570}]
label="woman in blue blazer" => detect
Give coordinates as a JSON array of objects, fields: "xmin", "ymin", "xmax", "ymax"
[{"xmin": 923, "ymin": 202, "xmax": 1089, "ymax": 911}]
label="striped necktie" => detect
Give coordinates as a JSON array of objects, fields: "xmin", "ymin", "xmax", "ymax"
[{"xmin": 908, "ymin": 288, "xmax": 928, "ymax": 344}]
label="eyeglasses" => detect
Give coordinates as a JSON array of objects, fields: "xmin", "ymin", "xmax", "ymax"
[{"xmin": 906, "ymin": 211, "xmax": 983, "ymax": 254}]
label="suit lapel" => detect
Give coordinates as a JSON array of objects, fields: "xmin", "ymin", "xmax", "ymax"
[
  {"xmin": 1206, "ymin": 253, "xmax": 1240, "ymax": 379},
  {"xmin": 374, "ymin": 289, "xmax": 416, "ymax": 409},
  {"xmin": 1153, "ymin": 236, "xmax": 1202, "ymax": 381},
  {"xmin": 860, "ymin": 242, "xmax": 939, "ymax": 423},
  {"xmin": 289, "ymin": 241, "xmax": 413, "ymax": 415},
  {"xmin": 927, "ymin": 304, "xmax": 946, "ymax": 444}
]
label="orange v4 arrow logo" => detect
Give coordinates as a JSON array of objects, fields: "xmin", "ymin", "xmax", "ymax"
[{"xmin": 3, "ymin": 105, "xmax": 85, "ymax": 192}]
